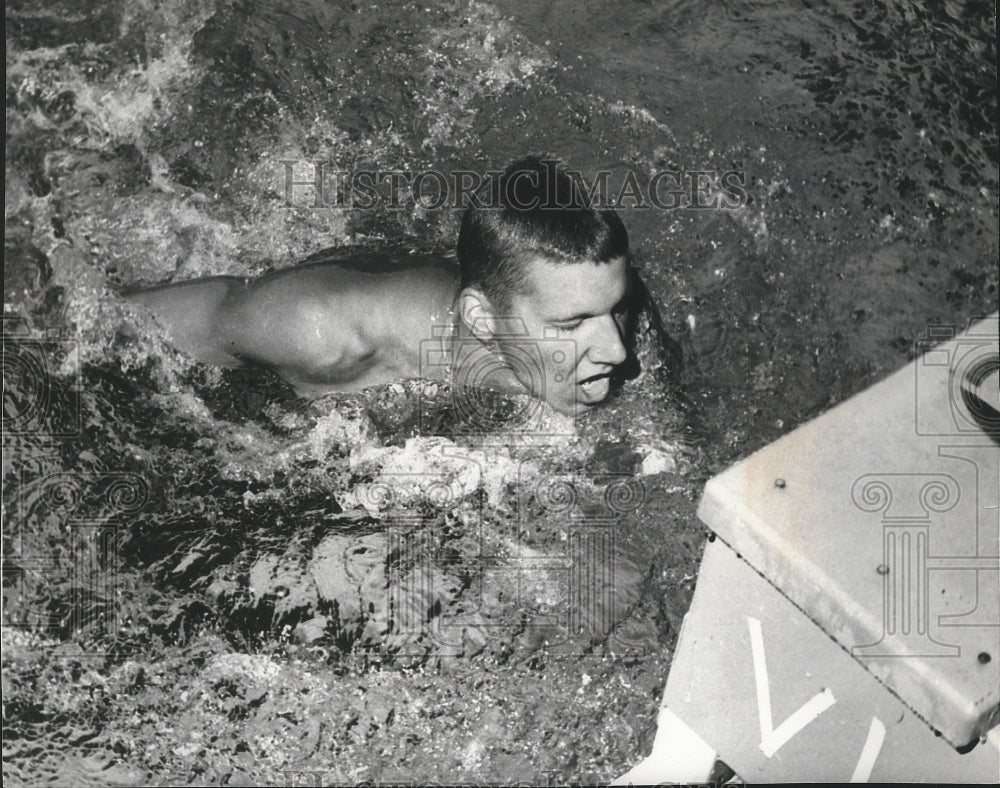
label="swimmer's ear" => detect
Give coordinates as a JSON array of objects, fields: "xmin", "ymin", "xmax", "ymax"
[{"xmin": 457, "ymin": 287, "xmax": 498, "ymax": 340}]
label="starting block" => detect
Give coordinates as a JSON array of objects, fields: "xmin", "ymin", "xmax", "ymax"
[{"xmin": 618, "ymin": 314, "xmax": 999, "ymax": 784}]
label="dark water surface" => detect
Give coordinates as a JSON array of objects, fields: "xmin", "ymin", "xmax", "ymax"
[{"xmin": 4, "ymin": 0, "xmax": 996, "ymax": 783}]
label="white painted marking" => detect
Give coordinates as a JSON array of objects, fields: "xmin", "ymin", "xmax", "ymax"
[
  {"xmin": 748, "ymin": 616, "xmax": 837, "ymax": 757},
  {"xmin": 850, "ymin": 716, "xmax": 886, "ymax": 782},
  {"xmin": 611, "ymin": 707, "xmax": 717, "ymax": 785}
]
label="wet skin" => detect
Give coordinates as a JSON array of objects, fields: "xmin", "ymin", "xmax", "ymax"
[{"xmin": 127, "ymin": 253, "xmax": 633, "ymax": 414}]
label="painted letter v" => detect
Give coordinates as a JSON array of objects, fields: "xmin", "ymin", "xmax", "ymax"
[{"xmin": 748, "ymin": 616, "xmax": 837, "ymax": 758}]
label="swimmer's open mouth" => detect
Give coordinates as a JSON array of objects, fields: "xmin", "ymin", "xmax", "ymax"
[{"xmin": 577, "ymin": 371, "xmax": 612, "ymax": 403}]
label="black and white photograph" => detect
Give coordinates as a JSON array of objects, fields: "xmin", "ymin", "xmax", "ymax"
[{"xmin": 4, "ymin": 0, "xmax": 998, "ymax": 784}]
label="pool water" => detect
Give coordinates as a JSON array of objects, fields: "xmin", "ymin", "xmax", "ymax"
[{"xmin": 3, "ymin": 0, "xmax": 996, "ymax": 784}]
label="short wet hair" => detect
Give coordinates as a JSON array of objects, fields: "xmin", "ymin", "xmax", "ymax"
[{"xmin": 457, "ymin": 156, "xmax": 629, "ymax": 310}]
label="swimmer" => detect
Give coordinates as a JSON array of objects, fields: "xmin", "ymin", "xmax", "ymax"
[{"xmin": 128, "ymin": 156, "xmax": 674, "ymax": 415}]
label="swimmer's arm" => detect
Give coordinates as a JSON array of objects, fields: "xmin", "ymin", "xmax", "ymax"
[
  {"xmin": 125, "ymin": 276, "xmax": 250, "ymax": 366},
  {"xmin": 128, "ymin": 269, "xmax": 369, "ymax": 380}
]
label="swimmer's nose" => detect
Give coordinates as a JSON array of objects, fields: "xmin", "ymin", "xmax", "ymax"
[{"xmin": 590, "ymin": 313, "xmax": 628, "ymax": 367}]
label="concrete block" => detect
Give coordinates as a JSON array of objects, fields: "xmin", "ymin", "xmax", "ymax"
[
  {"xmin": 663, "ymin": 540, "xmax": 999, "ymax": 782},
  {"xmin": 696, "ymin": 314, "xmax": 999, "ymax": 748}
]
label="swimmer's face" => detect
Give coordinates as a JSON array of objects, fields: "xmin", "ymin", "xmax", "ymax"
[{"xmin": 496, "ymin": 256, "xmax": 629, "ymax": 415}]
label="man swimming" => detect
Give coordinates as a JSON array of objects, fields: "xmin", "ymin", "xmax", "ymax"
[{"xmin": 128, "ymin": 157, "xmax": 668, "ymax": 416}]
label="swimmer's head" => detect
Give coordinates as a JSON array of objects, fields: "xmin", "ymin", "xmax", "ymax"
[
  {"xmin": 456, "ymin": 157, "xmax": 633, "ymax": 414},
  {"xmin": 457, "ymin": 156, "xmax": 629, "ymax": 311}
]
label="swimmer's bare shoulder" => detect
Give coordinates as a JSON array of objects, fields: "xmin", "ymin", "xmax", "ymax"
[{"xmin": 126, "ymin": 252, "xmax": 459, "ymax": 394}]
